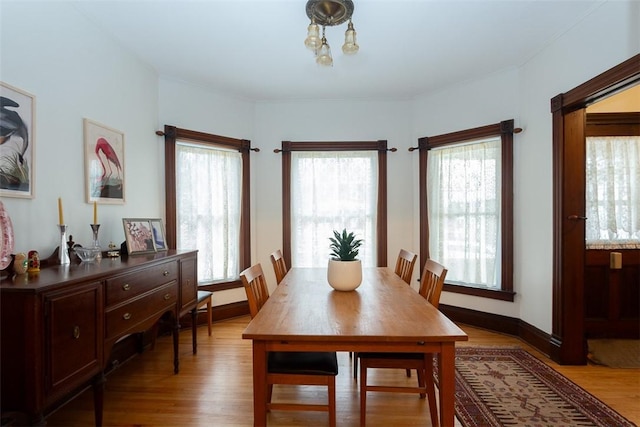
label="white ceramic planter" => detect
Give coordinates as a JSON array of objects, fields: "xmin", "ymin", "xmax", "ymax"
[{"xmin": 327, "ymin": 259, "xmax": 362, "ymax": 291}]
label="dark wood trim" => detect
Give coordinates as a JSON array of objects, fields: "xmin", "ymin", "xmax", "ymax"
[
  {"xmin": 280, "ymin": 139, "xmax": 389, "ymax": 268},
  {"xmin": 211, "ymin": 300, "xmax": 249, "ymax": 322},
  {"xmin": 551, "ymin": 53, "xmax": 640, "ymax": 365},
  {"xmin": 162, "ymin": 125, "xmax": 252, "ymax": 287},
  {"xmin": 586, "ymin": 112, "xmax": 640, "ymax": 136},
  {"xmin": 418, "ymin": 119, "xmax": 515, "ymax": 299},
  {"xmin": 439, "ymin": 304, "xmax": 552, "ymax": 357}
]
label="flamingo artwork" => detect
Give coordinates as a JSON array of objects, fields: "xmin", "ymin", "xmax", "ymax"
[
  {"xmin": 95, "ymin": 137, "xmax": 122, "ymax": 182},
  {"xmin": 93, "ymin": 137, "xmax": 123, "ymax": 199}
]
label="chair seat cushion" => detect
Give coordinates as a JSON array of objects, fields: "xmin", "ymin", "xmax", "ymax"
[
  {"xmin": 268, "ymin": 351, "xmax": 338, "ymax": 376},
  {"xmin": 358, "ymin": 352, "xmax": 425, "ymax": 360},
  {"xmin": 196, "ymin": 290, "xmax": 213, "ymax": 303}
]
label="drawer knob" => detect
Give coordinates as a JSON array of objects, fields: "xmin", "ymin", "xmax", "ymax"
[
  {"xmin": 122, "ymin": 283, "xmax": 131, "ymax": 291},
  {"xmin": 123, "ymin": 312, "xmax": 132, "ymax": 320},
  {"xmin": 73, "ymin": 326, "xmax": 80, "ymax": 339},
  {"xmin": 164, "ymin": 293, "xmax": 171, "ymax": 301},
  {"xmin": 163, "ymin": 270, "xmax": 170, "ymax": 276}
]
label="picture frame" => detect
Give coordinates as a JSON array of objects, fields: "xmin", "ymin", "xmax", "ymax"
[
  {"xmin": 0, "ymin": 81, "xmax": 36, "ymax": 198},
  {"xmin": 122, "ymin": 218, "xmax": 156, "ymax": 255},
  {"xmin": 149, "ymin": 218, "xmax": 167, "ymax": 251},
  {"xmin": 84, "ymin": 118, "xmax": 125, "ymax": 204}
]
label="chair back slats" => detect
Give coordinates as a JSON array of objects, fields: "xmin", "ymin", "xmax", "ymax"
[
  {"xmin": 394, "ymin": 249, "xmax": 417, "ymax": 284},
  {"xmin": 418, "ymin": 259, "xmax": 448, "ymax": 308},
  {"xmin": 240, "ymin": 264, "xmax": 270, "ymax": 318},
  {"xmin": 270, "ymin": 249, "xmax": 288, "ymax": 284}
]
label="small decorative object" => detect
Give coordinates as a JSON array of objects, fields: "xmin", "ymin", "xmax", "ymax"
[
  {"xmin": 74, "ymin": 246, "xmax": 101, "ymax": 263},
  {"xmin": 0, "ymin": 200, "xmax": 15, "ymax": 270},
  {"xmin": 14, "ymin": 252, "xmax": 28, "ymax": 274},
  {"xmin": 0, "ymin": 81, "xmax": 35, "ymax": 199},
  {"xmin": 84, "ymin": 118, "xmax": 125, "ymax": 204},
  {"xmin": 122, "ymin": 218, "xmax": 156, "ymax": 255},
  {"xmin": 149, "ymin": 218, "xmax": 167, "ymax": 251},
  {"xmin": 57, "ymin": 224, "xmax": 70, "ymax": 265},
  {"xmin": 327, "ymin": 228, "xmax": 363, "ymax": 291},
  {"xmin": 27, "ymin": 250, "xmax": 40, "ymax": 272},
  {"xmin": 107, "ymin": 241, "xmax": 120, "ymax": 258}
]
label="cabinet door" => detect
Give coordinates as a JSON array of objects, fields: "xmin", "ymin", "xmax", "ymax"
[
  {"xmin": 44, "ymin": 281, "xmax": 103, "ymax": 402},
  {"xmin": 179, "ymin": 256, "xmax": 197, "ymax": 315}
]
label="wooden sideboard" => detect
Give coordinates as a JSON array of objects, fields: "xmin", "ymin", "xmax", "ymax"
[{"xmin": 0, "ymin": 250, "xmax": 198, "ymax": 426}]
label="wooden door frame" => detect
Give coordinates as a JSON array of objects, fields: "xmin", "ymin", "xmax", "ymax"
[{"xmin": 550, "ymin": 54, "xmax": 640, "ymax": 365}]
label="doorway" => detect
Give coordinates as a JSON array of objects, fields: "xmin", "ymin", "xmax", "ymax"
[{"xmin": 551, "ymin": 54, "xmax": 640, "ymax": 365}]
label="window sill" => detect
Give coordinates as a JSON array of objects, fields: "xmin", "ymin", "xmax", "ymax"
[{"xmin": 443, "ymin": 283, "xmax": 515, "ymax": 302}]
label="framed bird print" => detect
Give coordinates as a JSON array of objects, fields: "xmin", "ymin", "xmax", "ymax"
[
  {"xmin": 0, "ymin": 81, "xmax": 36, "ymax": 199},
  {"xmin": 84, "ymin": 118, "xmax": 125, "ymax": 204}
]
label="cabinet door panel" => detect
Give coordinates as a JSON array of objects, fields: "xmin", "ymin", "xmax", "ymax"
[
  {"xmin": 45, "ymin": 282, "xmax": 103, "ymax": 400},
  {"xmin": 180, "ymin": 256, "xmax": 197, "ymax": 314}
]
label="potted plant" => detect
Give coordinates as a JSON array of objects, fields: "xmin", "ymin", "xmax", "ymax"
[{"xmin": 327, "ymin": 228, "xmax": 363, "ymax": 291}]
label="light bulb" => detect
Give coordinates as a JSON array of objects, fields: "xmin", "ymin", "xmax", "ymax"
[
  {"xmin": 316, "ymin": 37, "xmax": 333, "ymax": 66},
  {"xmin": 342, "ymin": 20, "xmax": 359, "ymax": 55},
  {"xmin": 304, "ymin": 21, "xmax": 322, "ymax": 53}
]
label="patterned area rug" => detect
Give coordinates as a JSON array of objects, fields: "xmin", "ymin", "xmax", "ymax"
[{"xmin": 436, "ymin": 347, "xmax": 636, "ymax": 427}]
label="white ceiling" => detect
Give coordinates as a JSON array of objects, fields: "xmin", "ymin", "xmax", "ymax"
[{"xmin": 71, "ymin": 0, "xmax": 605, "ymax": 102}]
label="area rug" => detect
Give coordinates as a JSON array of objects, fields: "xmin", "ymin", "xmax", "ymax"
[
  {"xmin": 588, "ymin": 339, "xmax": 640, "ymax": 368},
  {"xmin": 434, "ymin": 347, "xmax": 636, "ymax": 427}
]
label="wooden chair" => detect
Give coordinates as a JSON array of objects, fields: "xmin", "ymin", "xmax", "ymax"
[
  {"xmin": 394, "ymin": 248, "xmax": 417, "ymax": 284},
  {"xmin": 240, "ymin": 264, "xmax": 338, "ymax": 426},
  {"xmin": 353, "ymin": 249, "xmax": 418, "ymax": 378},
  {"xmin": 270, "ymin": 249, "xmax": 288, "ymax": 284},
  {"xmin": 191, "ymin": 290, "xmax": 213, "ymax": 354},
  {"xmin": 357, "ymin": 259, "xmax": 448, "ymax": 427}
]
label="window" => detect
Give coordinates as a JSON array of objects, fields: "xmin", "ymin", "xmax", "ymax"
[
  {"xmin": 585, "ymin": 113, "xmax": 640, "ymax": 249},
  {"xmin": 163, "ymin": 126, "xmax": 251, "ymax": 290},
  {"xmin": 418, "ymin": 120, "xmax": 515, "ymax": 301},
  {"xmin": 281, "ymin": 140, "xmax": 389, "ymax": 268}
]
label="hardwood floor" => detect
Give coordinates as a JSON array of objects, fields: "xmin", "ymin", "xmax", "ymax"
[{"xmin": 45, "ymin": 316, "xmax": 640, "ymax": 426}]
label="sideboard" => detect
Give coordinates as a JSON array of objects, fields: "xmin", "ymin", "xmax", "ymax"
[{"xmin": 0, "ymin": 250, "xmax": 198, "ymax": 426}]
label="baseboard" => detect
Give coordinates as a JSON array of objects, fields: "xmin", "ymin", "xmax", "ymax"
[{"xmin": 439, "ymin": 304, "xmax": 552, "ymax": 357}]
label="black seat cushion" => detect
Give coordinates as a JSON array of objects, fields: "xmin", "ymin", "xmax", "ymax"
[
  {"xmin": 358, "ymin": 352, "xmax": 425, "ymax": 360},
  {"xmin": 268, "ymin": 351, "xmax": 338, "ymax": 376}
]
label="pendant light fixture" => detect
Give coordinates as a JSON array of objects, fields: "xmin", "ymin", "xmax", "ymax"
[{"xmin": 304, "ymin": 0, "xmax": 358, "ymax": 66}]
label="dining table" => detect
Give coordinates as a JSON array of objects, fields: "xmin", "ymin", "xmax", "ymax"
[{"xmin": 242, "ymin": 267, "xmax": 468, "ymax": 426}]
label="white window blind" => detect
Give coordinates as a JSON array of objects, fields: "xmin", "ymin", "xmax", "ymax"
[
  {"xmin": 176, "ymin": 142, "xmax": 242, "ymax": 281},
  {"xmin": 427, "ymin": 137, "xmax": 501, "ymax": 289},
  {"xmin": 291, "ymin": 151, "xmax": 377, "ymax": 267},
  {"xmin": 586, "ymin": 135, "xmax": 640, "ymax": 249}
]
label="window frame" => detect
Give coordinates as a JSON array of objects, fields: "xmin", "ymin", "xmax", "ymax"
[
  {"xmin": 418, "ymin": 120, "xmax": 515, "ymax": 301},
  {"xmin": 280, "ymin": 140, "xmax": 389, "ymax": 269},
  {"xmin": 163, "ymin": 125, "xmax": 251, "ymax": 291}
]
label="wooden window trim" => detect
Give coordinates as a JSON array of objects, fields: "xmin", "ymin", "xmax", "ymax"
[
  {"xmin": 163, "ymin": 125, "xmax": 251, "ymax": 289},
  {"xmin": 418, "ymin": 120, "xmax": 515, "ymax": 301},
  {"xmin": 281, "ymin": 140, "xmax": 388, "ymax": 268}
]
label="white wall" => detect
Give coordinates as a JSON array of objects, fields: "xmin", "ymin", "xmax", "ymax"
[
  {"xmin": 2, "ymin": 0, "xmax": 638, "ymax": 334},
  {"xmin": 1, "ymin": 1, "xmax": 159, "ymax": 254}
]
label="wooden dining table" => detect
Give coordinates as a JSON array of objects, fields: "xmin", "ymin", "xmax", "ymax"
[{"xmin": 242, "ymin": 267, "xmax": 468, "ymax": 426}]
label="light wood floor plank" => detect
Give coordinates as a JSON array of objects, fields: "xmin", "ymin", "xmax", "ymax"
[{"xmin": 45, "ymin": 316, "xmax": 640, "ymax": 426}]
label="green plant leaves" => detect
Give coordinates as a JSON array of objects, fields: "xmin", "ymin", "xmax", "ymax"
[{"xmin": 329, "ymin": 228, "xmax": 363, "ymax": 261}]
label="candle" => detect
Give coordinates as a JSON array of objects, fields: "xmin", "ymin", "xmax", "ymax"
[
  {"xmin": 58, "ymin": 197, "xmax": 64, "ymax": 225},
  {"xmin": 93, "ymin": 201, "xmax": 97, "ymax": 224}
]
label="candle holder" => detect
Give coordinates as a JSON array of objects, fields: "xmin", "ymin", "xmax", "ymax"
[
  {"xmin": 90, "ymin": 224, "xmax": 102, "ymax": 260},
  {"xmin": 58, "ymin": 224, "xmax": 70, "ymax": 265}
]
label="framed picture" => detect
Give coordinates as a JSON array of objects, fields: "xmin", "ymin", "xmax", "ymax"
[
  {"xmin": 0, "ymin": 82, "xmax": 35, "ymax": 198},
  {"xmin": 84, "ymin": 118, "xmax": 125, "ymax": 204},
  {"xmin": 149, "ymin": 218, "xmax": 167, "ymax": 251},
  {"xmin": 122, "ymin": 218, "xmax": 156, "ymax": 255}
]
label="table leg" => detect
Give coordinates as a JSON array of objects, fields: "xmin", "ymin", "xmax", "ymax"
[
  {"xmin": 252, "ymin": 341, "xmax": 267, "ymax": 427},
  {"xmin": 438, "ymin": 343, "xmax": 456, "ymax": 427},
  {"xmin": 173, "ymin": 318, "xmax": 180, "ymax": 374}
]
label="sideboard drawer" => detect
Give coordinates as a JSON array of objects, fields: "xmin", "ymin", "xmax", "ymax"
[
  {"xmin": 105, "ymin": 261, "xmax": 178, "ymax": 306},
  {"xmin": 105, "ymin": 283, "xmax": 177, "ymax": 340}
]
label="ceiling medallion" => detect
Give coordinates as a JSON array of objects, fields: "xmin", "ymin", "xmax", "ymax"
[{"xmin": 304, "ymin": 0, "xmax": 359, "ymax": 67}]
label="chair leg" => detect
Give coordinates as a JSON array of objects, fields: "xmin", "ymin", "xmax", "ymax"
[
  {"xmin": 359, "ymin": 362, "xmax": 367, "ymax": 427},
  {"xmin": 417, "ymin": 367, "xmax": 426, "ymax": 399},
  {"xmin": 191, "ymin": 308, "xmax": 198, "ymax": 354},
  {"xmin": 406, "ymin": 368, "xmax": 412, "ymax": 377},
  {"xmin": 353, "ymin": 352, "xmax": 358, "ymax": 379},
  {"xmin": 328, "ymin": 376, "xmax": 336, "ymax": 427},
  {"xmin": 206, "ymin": 299, "xmax": 212, "ymax": 336},
  {"xmin": 425, "ymin": 354, "xmax": 439, "ymax": 427}
]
